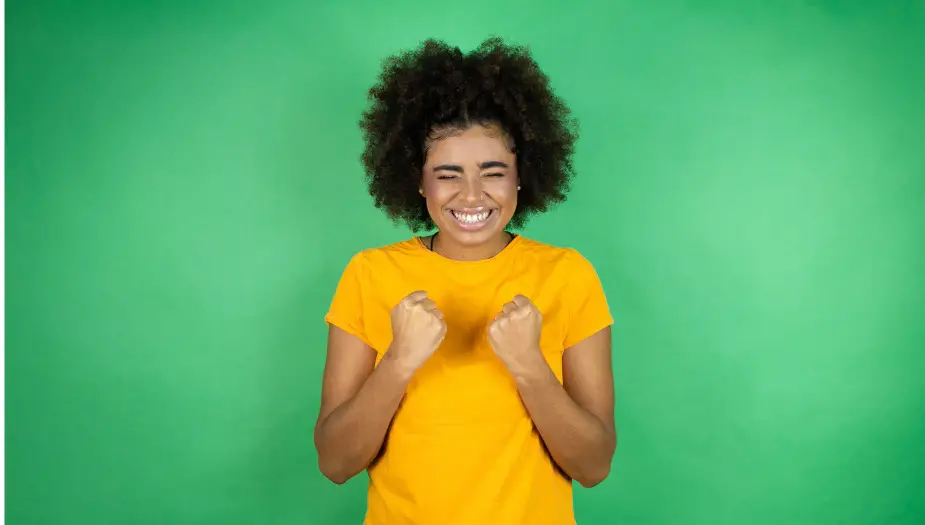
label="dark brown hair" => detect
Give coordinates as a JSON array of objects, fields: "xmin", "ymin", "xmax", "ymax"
[{"xmin": 360, "ymin": 37, "xmax": 579, "ymax": 231}]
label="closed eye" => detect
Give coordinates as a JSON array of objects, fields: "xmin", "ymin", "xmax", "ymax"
[
  {"xmin": 436, "ymin": 174, "xmax": 460, "ymax": 180},
  {"xmin": 483, "ymin": 172, "xmax": 505, "ymax": 178}
]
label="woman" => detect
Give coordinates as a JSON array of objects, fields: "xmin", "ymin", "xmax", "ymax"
[{"xmin": 314, "ymin": 37, "xmax": 616, "ymax": 525}]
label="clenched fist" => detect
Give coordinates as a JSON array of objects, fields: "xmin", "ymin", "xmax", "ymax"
[
  {"xmin": 386, "ymin": 290, "xmax": 447, "ymax": 373},
  {"xmin": 487, "ymin": 295, "xmax": 544, "ymax": 373}
]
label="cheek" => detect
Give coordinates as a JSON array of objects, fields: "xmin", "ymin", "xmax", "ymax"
[
  {"xmin": 423, "ymin": 184, "xmax": 453, "ymax": 205},
  {"xmin": 423, "ymin": 185, "xmax": 455, "ymax": 219},
  {"xmin": 488, "ymin": 180, "xmax": 518, "ymax": 206}
]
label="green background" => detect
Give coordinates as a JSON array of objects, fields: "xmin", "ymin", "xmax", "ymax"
[{"xmin": 6, "ymin": 1, "xmax": 924, "ymax": 523}]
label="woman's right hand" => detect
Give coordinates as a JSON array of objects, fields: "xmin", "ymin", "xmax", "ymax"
[{"xmin": 386, "ymin": 290, "xmax": 447, "ymax": 372}]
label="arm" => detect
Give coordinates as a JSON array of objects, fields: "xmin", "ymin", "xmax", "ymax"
[
  {"xmin": 313, "ymin": 325, "xmax": 414, "ymax": 484},
  {"xmin": 511, "ymin": 327, "xmax": 616, "ymax": 487}
]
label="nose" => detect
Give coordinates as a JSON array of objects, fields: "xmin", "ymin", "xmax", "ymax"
[{"xmin": 461, "ymin": 175, "xmax": 483, "ymax": 203}]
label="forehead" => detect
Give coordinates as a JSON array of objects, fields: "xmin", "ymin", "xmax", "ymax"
[{"xmin": 425, "ymin": 125, "xmax": 515, "ymax": 164}]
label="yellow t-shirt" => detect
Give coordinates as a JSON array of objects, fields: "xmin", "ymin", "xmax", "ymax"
[{"xmin": 324, "ymin": 235, "xmax": 613, "ymax": 525}]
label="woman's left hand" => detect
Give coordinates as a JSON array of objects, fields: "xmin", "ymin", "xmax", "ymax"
[{"xmin": 487, "ymin": 295, "xmax": 545, "ymax": 373}]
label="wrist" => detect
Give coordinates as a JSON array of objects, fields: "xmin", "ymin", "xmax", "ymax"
[
  {"xmin": 381, "ymin": 347, "xmax": 419, "ymax": 382},
  {"xmin": 506, "ymin": 348, "xmax": 549, "ymax": 384}
]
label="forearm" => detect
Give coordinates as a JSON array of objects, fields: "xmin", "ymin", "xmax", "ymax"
[
  {"xmin": 512, "ymin": 354, "xmax": 616, "ymax": 487},
  {"xmin": 314, "ymin": 354, "xmax": 413, "ymax": 484}
]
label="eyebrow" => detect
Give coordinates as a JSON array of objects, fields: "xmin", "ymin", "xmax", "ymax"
[
  {"xmin": 432, "ymin": 161, "xmax": 510, "ymax": 172},
  {"xmin": 479, "ymin": 161, "xmax": 509, "ymax": 170}
]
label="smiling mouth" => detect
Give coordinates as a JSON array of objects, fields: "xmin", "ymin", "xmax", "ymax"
[{"xmin": 447, "ymin": 208, "xmax": 496, "ymax": 230}]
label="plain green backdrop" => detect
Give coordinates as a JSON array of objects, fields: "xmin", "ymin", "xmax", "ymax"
[{"xmin": 6, "ymin": 0, "xmax": 925, "ymax": 523}]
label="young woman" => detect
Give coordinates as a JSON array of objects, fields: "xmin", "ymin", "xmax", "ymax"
[{"xmin": 314, "ymin": 37, "xmax": 616, "ymax": 525}]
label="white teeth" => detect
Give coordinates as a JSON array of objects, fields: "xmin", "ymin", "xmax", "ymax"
[{"xmin": 453, "ymin": 210, "xmax": 490, "ymax": 223}]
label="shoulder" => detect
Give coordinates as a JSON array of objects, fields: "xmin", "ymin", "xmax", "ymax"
[
  {"xmin": 336, "ymin": 237, "xmax": 425, "ymax": 273},
  {"xmin": 354, "ymin": 237, "xmax": 422, "ymax": 263},
  {"xmin": 514, "ymin": 236, "xmax": 600, "ymax": 272}
]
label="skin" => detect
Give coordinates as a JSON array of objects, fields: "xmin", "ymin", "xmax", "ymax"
[
  {"xmin": 314, "ymin": 123, "xmax": 616, "ymax": 487},
  {"xmin": 419, "ymin": 123, "xmax": 519, "ymax": 261},
  {"xmin": 489, "ymin": 295, "xmax": 616, "ymax": 487},
  {"xmin": 314, "ymin": 292, "xmax": 444, "ymax": 484}
]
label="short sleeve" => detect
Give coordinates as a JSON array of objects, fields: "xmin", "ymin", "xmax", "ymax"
[
  {"xmin": 324, "ymin": 253, "xmax": 373, "ymax": 348},
  {"xmin": 563, "ymin": 250, "xmax": 614, "ymax": 349}
]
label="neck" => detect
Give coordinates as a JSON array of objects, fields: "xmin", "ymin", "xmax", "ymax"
[{"xmin": 430, "ymin": 231, "xmax": 513, "ymax": 261}]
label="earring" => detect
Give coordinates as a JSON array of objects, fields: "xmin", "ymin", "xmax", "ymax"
[
  {"xmin": 517, "ymin": 185, "xmax": 521, "ymax": 191},
  {"xmin": 419, "ymin": 188, "xmax": 424, "ymax": 195}
]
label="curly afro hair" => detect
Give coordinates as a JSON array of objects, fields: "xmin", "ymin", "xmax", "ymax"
[{"xmin": 359, "ymin": 37, "xmax": 579, "ymax": 232}]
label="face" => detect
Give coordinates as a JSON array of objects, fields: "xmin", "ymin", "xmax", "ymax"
[{"xmin": 420, "ymin": 124, "xmax": 519, "ymax": 248}]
